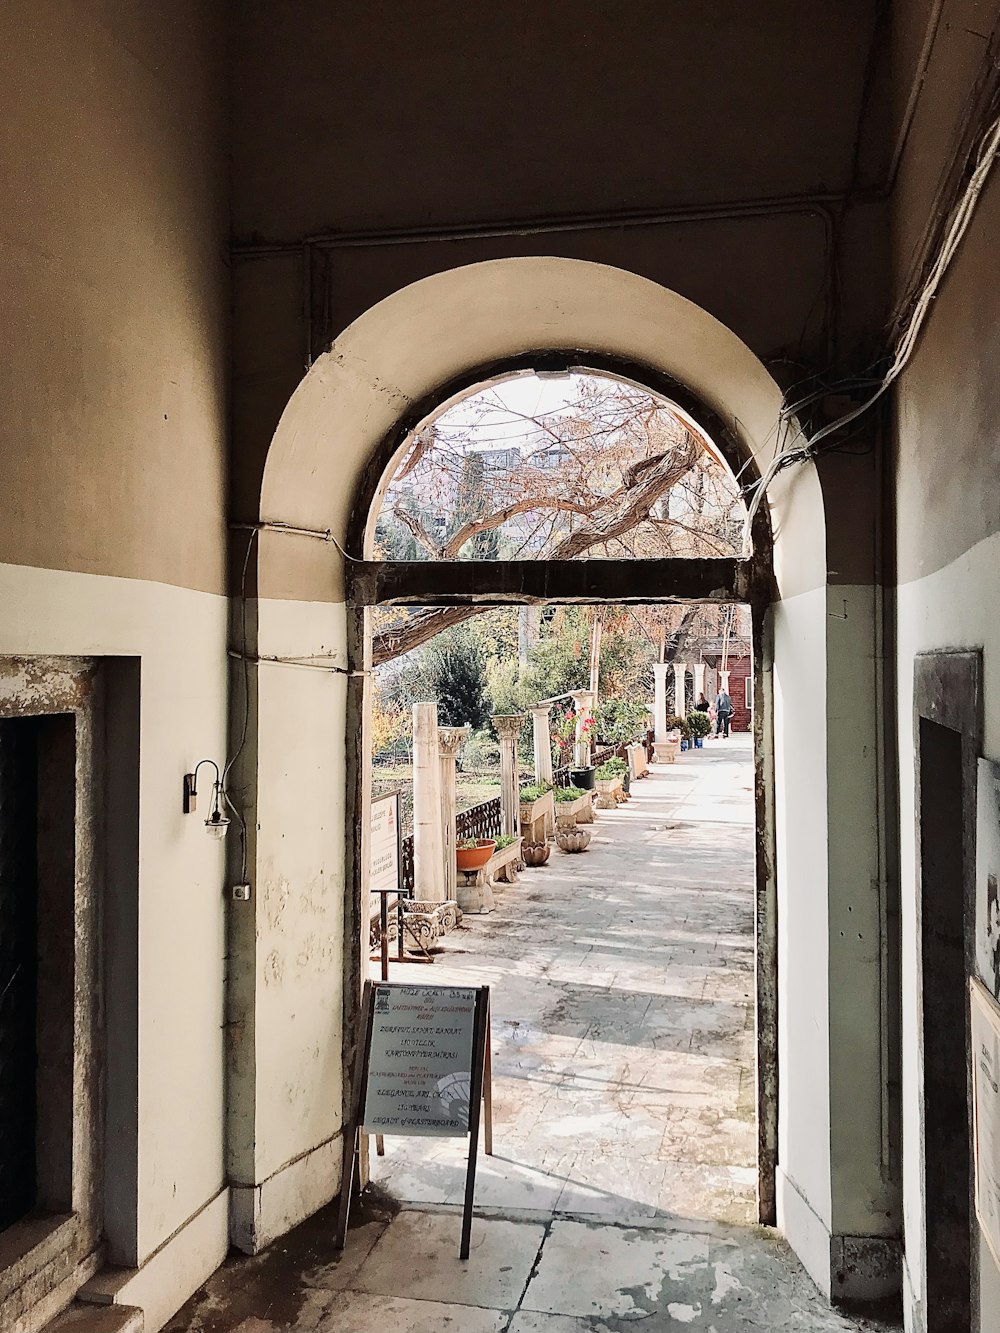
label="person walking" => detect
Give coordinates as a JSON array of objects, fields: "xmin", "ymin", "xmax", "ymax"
[{"xmin": 714, "ymin": 687, "xmax": 733, "ymax": 738}]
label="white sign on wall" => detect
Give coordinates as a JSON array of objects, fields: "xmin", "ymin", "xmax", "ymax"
[
  {"xmin": 971, "ymin": 978, "xmax": 1000, "ymax": 1269},
  {"xmin": 975, "ymin": 760, "xmax": 1000, "ymax": 1002},
  {"xmin": 370, "ymin": 791, "xmax": 401, "ymax": 894},
  {"xmin": 363, "ymin": 984, "xmax": 477, "ymax": 1137}
]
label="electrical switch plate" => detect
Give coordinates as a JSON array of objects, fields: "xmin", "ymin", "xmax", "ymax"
[{"xmin": 232, "ymin": 883, "xmax": 251, "ymax": 902}]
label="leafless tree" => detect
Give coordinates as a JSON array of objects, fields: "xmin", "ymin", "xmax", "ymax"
[{"xmin": 372, "ymin": 375, "xmax": 742, "ymax": 665}]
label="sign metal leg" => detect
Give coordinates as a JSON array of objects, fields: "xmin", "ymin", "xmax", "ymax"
[
  {"xmin": 336, "ymin": 982, "xmax": 375, "ymax": 1250},
  {"xmin": 461, "ymin": 987, "xmax": 490, "ymax": 1260}
]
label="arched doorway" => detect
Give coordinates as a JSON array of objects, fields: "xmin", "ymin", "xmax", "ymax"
[{"xmin": 230, "ymin": 258, "xmax": 890, "ymax": 1303}]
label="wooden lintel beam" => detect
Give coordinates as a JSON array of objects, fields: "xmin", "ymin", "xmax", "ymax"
[{"xmin": 348, "ymin": 558, "xmax": 754, "ymax": 607}]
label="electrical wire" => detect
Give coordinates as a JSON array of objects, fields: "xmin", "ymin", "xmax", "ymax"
[
  {"xmin": 740, "ymin": 108, "xmax": 1000, "ymax": 553},
  {"xmin": 230, "ymin": 520, "xmax": 366, "ymax": 562}
]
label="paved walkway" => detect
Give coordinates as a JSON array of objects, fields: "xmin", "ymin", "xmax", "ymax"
[{"xmin": 168, "ymin": 737, "xmax": 895, "ymax": 1331}]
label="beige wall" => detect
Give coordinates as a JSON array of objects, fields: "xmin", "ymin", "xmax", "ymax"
[
  {"xmin": 889, "ymin": 2, "xmax": 1000, "ymax": 1325},
  {"xmin": 0, "ymin": 0, "xmax": 228, "ymax": 593},
  {"xmin": 0, "ymin": 3, "xmax": 231, "ymax": 1326}
]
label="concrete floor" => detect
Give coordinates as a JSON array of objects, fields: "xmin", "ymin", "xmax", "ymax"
[{"xmin": 168, "ymin": 736, "xmax": 896, "ymax": 1331}]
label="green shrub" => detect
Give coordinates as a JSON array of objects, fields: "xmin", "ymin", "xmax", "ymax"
[
  {"xmin": 519, "ymin": 782, "xmax": 551, "ymax": 803},
  {"xmin": 458, "ymin": 837, "xmax": 493, "ymax": 850},
  {"xmin": 494, "ymin": 834, "xmax": 518, "ymax": 850},
  {"xmin": 596, "ymin": 760, "xmax": 627, "ymax": 780},
  {"xmin": 687, "ymin": 710, "xmax": 712, "ymax": 738},
  {"xmin": 553, "ymin": 785, "xmax": 586, "ymax": 802}
]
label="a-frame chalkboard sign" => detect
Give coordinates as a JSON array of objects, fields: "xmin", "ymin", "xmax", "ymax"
[{"xmin": 336, "ymin": 980, "xmax": 493, "ymax": 1258}]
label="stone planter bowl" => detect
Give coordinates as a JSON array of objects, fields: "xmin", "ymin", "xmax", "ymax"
[
  {"xmin": 556, "ymin": 827, "xmax": 591, "ymax": 854},
  {"xmin": 522, "ymin": 841, "xmax": 551, "ymax": 866},
  {"xmin": 456, "ymin": 839, "xmax": 496, "ymax": 872}
]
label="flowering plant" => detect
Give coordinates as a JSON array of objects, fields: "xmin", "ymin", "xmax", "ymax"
[{"xmin": 550, "ymin": 708, "xmax": 594, "ymax": 763}]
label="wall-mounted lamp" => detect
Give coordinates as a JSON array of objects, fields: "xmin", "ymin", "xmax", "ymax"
[{"xmin": 183, "ymin": 759, "xmax": 230, "ymax": 840}]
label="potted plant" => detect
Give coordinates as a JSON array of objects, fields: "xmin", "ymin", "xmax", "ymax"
[
  {"xmin": 519, "ymin": 781, "xmax": 554, "ymax": 842},
  {"xmin": 686, "ymin": 710, "xmax": 712, "ymax": 749},
  {"xmin": 552, "ymin": 708, "xmax": 597, "ymax": 788},
  {"xmin": 456, "ymin": 837, "xmax": 496, "ymax": 872},
  {"xmin": 553, "ymin": 783, "xmax": 594, "ymax": 824},
  {"xmin": 594, "ymin": 758, "xmax": 628, "ymax": 808}
]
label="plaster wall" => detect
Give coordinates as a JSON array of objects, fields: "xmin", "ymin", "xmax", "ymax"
[
  {"xmin": 0, "ymin": 564, "xmax": 230, "ymax": 1287},
  {"xmin": 226, "ymin": 596, "xmax": 349, "ymax": 1250},
  {"xmin": 895, "ymin": 537, "xmax": 1000, "ymax": 1328},
  {"xmin": 0, "ymin": 2, "xmax": 231, "ymax": 1324},
  {"xmin": 887, "ymin": 6, "xmax": 1000, "ymax": 1324}
]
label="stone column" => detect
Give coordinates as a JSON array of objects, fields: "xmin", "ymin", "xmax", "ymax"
[
  {"xmin": 568, "ymin": 689, "xmax": 594, "ymax": 769},
  {"xmin": 412, "ymin": 702, "xmax": 445, "ymax": 902},
  {"xmin": 438, "ymin": 726, "xmax": 469, "ymax": 905},
  {"xmin": 693, "ymin": 662, "xmax": 707, "ymax": 702},
  {"xmin": 673, "ymin": 663, "xmax": 688, "ymax": 717},
  {"xmin": 531, "ymin": 704, "xmax": 554, "ymax": 786},
  {"xmin": 492, "ymin": 714, "xmax": 526, "ymax": 837},
  {"xmin": 652, "ymin": 663, "xmax": 670, "ymax": 743}
]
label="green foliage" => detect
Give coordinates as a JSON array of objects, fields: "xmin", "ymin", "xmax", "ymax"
[
  {"xmin": 519, "ymin": 783, "xmax": 552, "ymax": 803},
  {"xmin": 461, "ymin": 727, "xmax": 500, "ymax": 769},
  {"xmin": 458, "ymin": 837, "xmax": 494, "ymax": 850},
  {"xmin": 494, "ymin": 834, "xmax": 518, "ymax": 850},
  {"xmin": 596, "ymin": 757, "xmax": 628, "ymax": 779},
  {"xmin": 594, "ymin": 698, "xmax": 650, "ymax": 744},
  {"xmin": 687, "ymin": 710, "xmax": 712, "ymax": 738},
  {"xmin": 429, "ymin": 632, "xmax": 488, "ymax": 729},
  {"xmin": 553, "ymin": 785, "xmax": 586, "ymax": 802}
]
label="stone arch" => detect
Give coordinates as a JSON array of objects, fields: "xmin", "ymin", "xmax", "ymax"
[{"xmin": 233, "ymin": 259, "xmax": 874, "ymax": 1303}]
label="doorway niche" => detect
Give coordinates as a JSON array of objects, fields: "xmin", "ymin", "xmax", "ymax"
[{"xmin": 0, "ymin": 659, "xmax": 104, "ymax": 1328}]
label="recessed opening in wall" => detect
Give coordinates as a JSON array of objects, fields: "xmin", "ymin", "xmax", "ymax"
[
  {"xmin": 349, "ymin": 362, "xmax": 774, "ymax": 1227},
  {"xmin": 0, "ymin": 659, "xmax": 109, "ymax": 1330},
  {"xmin": 0, "ymin": 713, "xmax": 78, "ymax": 1233},
  {"xmin": 918, "ymin": 716, "xmax": 971, "ymax": 1328}
]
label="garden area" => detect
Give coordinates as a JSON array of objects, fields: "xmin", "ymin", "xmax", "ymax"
[{"xmin": 370, "ymin": 604, "xmax": 665, "ymax": 837}]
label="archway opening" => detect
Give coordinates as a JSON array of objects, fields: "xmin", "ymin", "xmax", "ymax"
[
  {"xmin": 360, "ymin": 365, "xmax": 764, "ymax": 1229},
  {"xmin": 241, "ymin": 259, "xmax": 848, "ymax": 1304}
]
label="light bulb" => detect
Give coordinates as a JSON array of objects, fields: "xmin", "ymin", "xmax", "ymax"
[{"xmin": 205, "ymin": 810, "xmax": 230, "ymax": 840}]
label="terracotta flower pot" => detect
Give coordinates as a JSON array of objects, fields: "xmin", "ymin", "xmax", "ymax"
[
  {"xmin": 522, "ymin": 841, "xmax": 551, "ymax": 866},
  {"xmin": 456, "ymin": 839, "xmax": 496, "ymax": 872}
]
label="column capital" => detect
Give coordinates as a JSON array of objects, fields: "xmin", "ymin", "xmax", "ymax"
[
  {"xmin": 437, "ymin": 725, "xmax": 470, "ymax": 758},
  {"xmin": 567, "ymin": 689, "xmax": 593, "ymax": 711},
  {"xmin": 653, "ymin": 661, "xmax": 670, "ymax": 677},
  {"xmin": 530, "ymin": 703, "xmax": 553, "ymax": 719},
  {"xmin": 492, "ymin": 713, "xmax": 526, "ymax": 737}
]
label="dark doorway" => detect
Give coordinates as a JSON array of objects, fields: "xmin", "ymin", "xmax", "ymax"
[
  {"xmin": 0, "ymin": 717, "xmax": 40, "ymax": 1231},
  {"xmin": 918, "ymin": 715, "xmax": 971, "ymax": 1328}
]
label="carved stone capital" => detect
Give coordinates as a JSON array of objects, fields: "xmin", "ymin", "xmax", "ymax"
[
  {"xmin": 437, "ymin": 725, "xmax": 470, "ymax": 758},
  {"xmin": 491, "ymin": 713, "xmax": 526, "ymax": 737}
]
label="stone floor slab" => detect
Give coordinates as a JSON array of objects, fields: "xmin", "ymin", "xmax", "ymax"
[
  {"xmin": 346, "ymin": 1210, "xmax": 544, "ymax": 1310},
  {"xmin": 313, "ymin": 1291, "xmax": 506, "ymax": 1333}
]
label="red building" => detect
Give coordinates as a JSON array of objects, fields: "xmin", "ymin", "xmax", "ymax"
[{"xmin": 702, "ymin": 653, "xmax": 752, "ymax": 732}]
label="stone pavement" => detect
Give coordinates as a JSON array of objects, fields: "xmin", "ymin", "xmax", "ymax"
[{"xmin": 168, "ymin": 736, "xmax": 896, "ymax": 1331}]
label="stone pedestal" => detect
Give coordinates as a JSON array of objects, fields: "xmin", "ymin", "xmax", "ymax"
[
  {"xmin": 438, "ymin": 725, "xmax": 469, "ymax": 906},
  {"xmin": 492, "ymin": 714, "xmax": 526, "ymax": 837},
  {"xmin": 412, "ymin": 701, "xmax": 445, "ymax": 902}
]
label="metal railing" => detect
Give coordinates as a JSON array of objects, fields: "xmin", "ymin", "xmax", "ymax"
[{"xmin": 456, "ymin": 796, "xmax": 503, "ymax": 843}]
